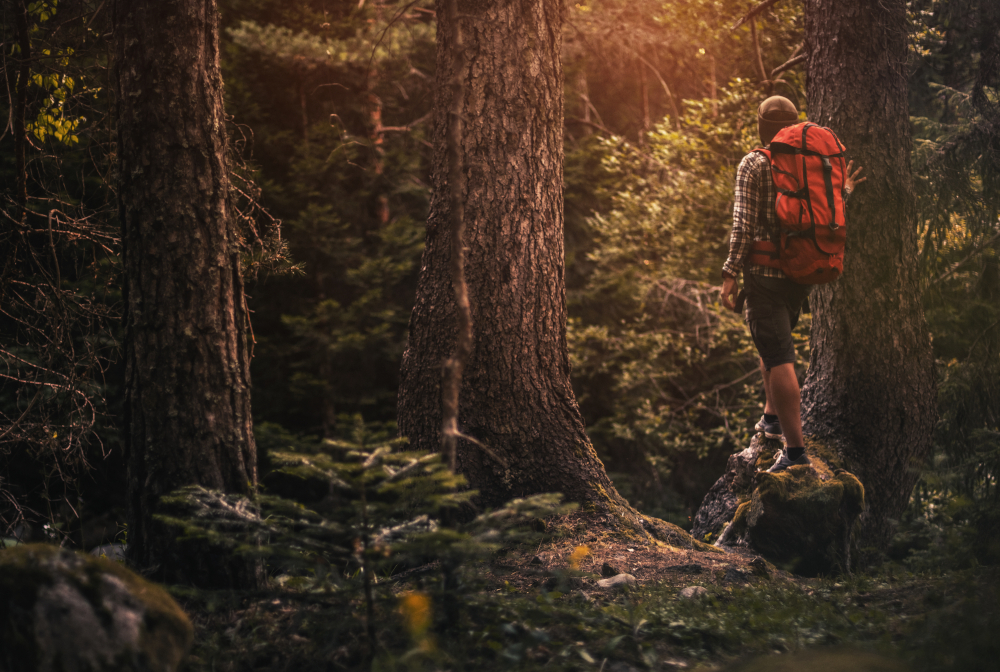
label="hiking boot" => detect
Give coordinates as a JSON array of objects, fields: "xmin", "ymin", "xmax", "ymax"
[
  {"xmin": 754, "ymin": 415, "xmax": 782, "ymax": 440},
  {"xmin": 766, "ymin": 449, "xmax": 810, "ymax": 473}
]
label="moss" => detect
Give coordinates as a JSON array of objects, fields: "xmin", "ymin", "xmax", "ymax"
[
  {"xmin": 833, "ymin": 472, "xmax": 865, "ymax": 518},
  {"xmin": 740, "ymin": 465, "xmax": 866, "ymax": 576},
  {"xmin": 728, "ymin": 500, "xmax": 752, "ymax": 540}
]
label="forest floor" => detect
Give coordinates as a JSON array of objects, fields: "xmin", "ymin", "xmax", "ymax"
[{"xmin": 175, "ymin": 509, "xmax": 1000, "ymax": 672}]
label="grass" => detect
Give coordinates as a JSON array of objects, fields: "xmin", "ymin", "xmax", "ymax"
[{"xmin": 172, "ymin": 562, "xmax": 1000, "ymax": 672}]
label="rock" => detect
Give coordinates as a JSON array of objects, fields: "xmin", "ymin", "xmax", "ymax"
[
  {"xmin": 668, "ymin": 563, "xmax": 703, "ymax": 574},
  {"xmin": 678, "ymin": 585, "xmax": 708, "ymax": 600},
  {"xmin": 596, "ymin": 573, "xmax": 636, "ymax": 590},
  {"xmin": 691, "ymin": 435, "xmax": 773, "ymax": 541},
  {"xmin": 749, "ymin": 556, "xmax": 771, "ymax": 577},
  {"xmin": 0, "ymin": 543, "xmax": 193, "ymax": 672},
  {"xmin": 721, "ymin": 467, "xmax": 865, "ymax": 576},
  {"xmin": 600, "ymin": 561, "xmax": 621, "ymax": 577},
  {"xmin": 722, "ymin": 648, "xmax": 911, "ymax": 671},
  {"xmin": 723, "ymin": 567, "xmax": 752, "ymax": 583},
  {"xmin": 90, "ymin": 543, "xmax": 128, "ymax": 561}
]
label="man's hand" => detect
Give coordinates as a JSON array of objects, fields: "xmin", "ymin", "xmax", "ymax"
[
  {"xmin": 722, "ymin": 275, "xmax": 739, "ymax": 311},
  {"xmin": 845, "ymin": 160, "xmax": 867, "ymax": 194}
]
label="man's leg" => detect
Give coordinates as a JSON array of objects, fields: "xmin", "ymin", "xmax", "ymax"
[
  {"xmin": 766, "ymin": 362, "xmax": 803, "ymax": 448},
  {"xmin": 761, "ymin": 357, "xmax": 775, "ymax": 415}
]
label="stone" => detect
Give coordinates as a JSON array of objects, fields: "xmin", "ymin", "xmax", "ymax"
[
  {"xmin": 723, "ymin": 567, "xmax": 752, "ymax": 583},
  {"xmin": 596, "ymin": 573, "xmax": 636, "ymax": 590},
  {"xmin": 90, "ymin": 543, "xmax": 128, "ymax": 561},
  {"xmin": 601, "ymin": 561, "xmax": 621, "ymax": 577},
  {"xmin": 678, "ymin": 585, "xmax": 708, "ymax": 600},
  {"xmin": 749, "ymin": 556, "xmax": 771, "ymax": 577},
  {"xmin": 0, "ymin": 544, "xmax": 193, "ymax": 672}
]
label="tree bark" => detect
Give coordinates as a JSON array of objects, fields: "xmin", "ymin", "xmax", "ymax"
[
  {"xmin": 114, "ymin": 0, "xmax": 261, "ymax": 588},
  {"xmin": 801, "ymin": 0, "xmax": 937, "ymax": 555},
  {"xmin": 398, "ymin": 0, "xmax": 629, "ymax": 512}
]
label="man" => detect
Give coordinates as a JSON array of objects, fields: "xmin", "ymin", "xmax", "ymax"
[{"xmin": 720, "ymin": 95, "xmax": 865, "ymax": 472}]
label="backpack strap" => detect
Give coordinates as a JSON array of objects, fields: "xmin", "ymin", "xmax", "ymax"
[{"xmin": 750, "ymin": 148, "xmax": 781, "ymax": 269}]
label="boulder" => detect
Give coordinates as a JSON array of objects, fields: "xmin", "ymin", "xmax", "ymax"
[
  {"xmin": 694, "ymin": 437, "xmax": 866, "ymax": 576},
  {"xmin": 719, "ymin": 466, "xmax": 864, "ymax": 576},
  {"xmin": 0, "ymin": 544, "xmax": 193, "ymax": 672},
  {"xmin": 691, "ymin": 435, "xmax": 773, "ymax": 542}
]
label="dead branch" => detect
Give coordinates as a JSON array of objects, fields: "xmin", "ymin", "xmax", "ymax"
[
  {"xmin": 750, "ymin": 18, "xmax": 772, "ymax": 95},
  {"xmin": 771, "ymin": 52, "xmax": 806, "ymax": 79},
  {"xmin": 636, "ymin": 54, "xmax": 682, "ymax": 130},
  {"xmin": 730, "ymin": 0, "xmax": 785, "ymax": 32}
]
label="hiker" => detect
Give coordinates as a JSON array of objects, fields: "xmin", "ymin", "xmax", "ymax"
[{"xmin": 720, "ymin": 95, "xmax": 866, "ymax": 472}]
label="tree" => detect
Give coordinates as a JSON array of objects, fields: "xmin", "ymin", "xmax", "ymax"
[
  {"xmin": 800, "ymin": 0, "xmax": 938, "ymax": 554},
  {"xmin": 397, "ymin": 0, "xmax": 634, "ymax": 513},
  {"xmin": 114, "ymin": 0, "xmax": 261, "ymax": 587}
]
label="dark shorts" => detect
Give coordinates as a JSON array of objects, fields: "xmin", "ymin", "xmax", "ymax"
[{"xmin": 744, "ymin": 274, "xmax": 811, "ymax": 370}]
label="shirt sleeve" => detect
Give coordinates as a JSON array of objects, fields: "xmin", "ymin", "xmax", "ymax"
[{"xmin": 722, "ymin": 153, "xmax": 762, "ymax": 279}]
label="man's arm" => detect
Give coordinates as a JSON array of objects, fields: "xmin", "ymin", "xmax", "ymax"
[
  {"xmin": 721, "ymin": 154, "xmax": 763, "ymax": 309},
  {"xmin": 722, "ymin": 153, "xmax": 762, "ymax": 279}
]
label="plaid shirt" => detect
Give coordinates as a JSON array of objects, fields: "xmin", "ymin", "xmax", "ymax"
[{"xmin": 722, "ymin": 150, "xmax": 784, "ymax": 280}]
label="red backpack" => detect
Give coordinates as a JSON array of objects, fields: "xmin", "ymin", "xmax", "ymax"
[{"xmin": 749, "ymin": 122, "xmax": 848, "ymax": 284}]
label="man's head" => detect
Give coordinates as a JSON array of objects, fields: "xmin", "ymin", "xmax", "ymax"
[{"xmin": 757, "ymin": 95, "xmax": 799, "ymax": 146}]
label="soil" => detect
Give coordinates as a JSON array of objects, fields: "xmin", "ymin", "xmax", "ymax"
[{"xmin": 480, "ymin": 510, "xmax": 765, "ymax": 593}]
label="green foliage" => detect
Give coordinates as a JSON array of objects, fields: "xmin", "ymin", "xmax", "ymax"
[{"xmin": 220, "ymin": 0, "xmax": 434, "ymax": 433}]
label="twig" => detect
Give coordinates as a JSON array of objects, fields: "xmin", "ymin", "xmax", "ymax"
[
  {"xmin": 730, "ymin": 0, "xmax": 785, "ymax": 32},
  {"xmin": 770, "ymin": 45, "xmax": 805, "ymax": 79},
  {"xmin": 932, "ymin": 229, "xmax": 1000, "ymax": 286},
  {"xmin": 636, "ymin": 55, "xmax": 681, "ymax": 130},
  {"xmin": 749, "ymin": 18, "xmax": 771, "ymax": 95},
  {"xmin": 566, "ymin": 118, "xmax": 615, "ymax": 136}
]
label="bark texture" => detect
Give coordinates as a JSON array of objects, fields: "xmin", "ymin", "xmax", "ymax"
[
  {"xmin": 114, "ymin": 0, "xmax": 260, "ymax": 587},
  {"xmin": 398, "ymin": 0, "xmax": 628, "ymax": 511},
  {"xmin": 801, "ymin": 0, "xmax": 937, "ymax": 554}
]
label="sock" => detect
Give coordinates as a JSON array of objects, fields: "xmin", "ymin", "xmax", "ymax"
[
  {"xmin": 786, "ymin": 447, "xmax": 806, "ymax": 461},
  {"xmin": 764, "ymin": 413, "xmax": 778, "ymax": 424}
]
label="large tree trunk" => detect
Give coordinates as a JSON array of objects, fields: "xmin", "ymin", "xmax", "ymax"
[
  {"xmin": 397, "ymin": 0, "xmax": 629, "ymax": 511},
  {"xmin": 801, "ymin": 0, "xmax": 937, "ymax": 555},
  {"xmin": 114, "ymin": 0, "xmax": 261, "ymax": 588}
]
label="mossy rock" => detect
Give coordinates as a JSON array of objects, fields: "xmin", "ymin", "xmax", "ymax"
[
  {"xmin": 728, "ymin": 466, "xmax": 865, "ymax": 576},
  {"xmin": 0, "ymin": 543, "xmax": 193, "ymax": 672}
]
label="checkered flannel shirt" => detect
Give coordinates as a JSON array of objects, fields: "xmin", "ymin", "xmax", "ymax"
[{"xmin": 722, "ymin": 150, "xmax": 785, "ymax": 280}]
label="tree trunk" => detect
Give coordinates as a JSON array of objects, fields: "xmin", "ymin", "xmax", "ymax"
[
  {"xmin": 114, "ymin": 0, "xmax": 261, "ymax": 588},
  {"xmin": 801, "ymin": 0, "xmax": 937, "ymax": 555},
  {"xmin": 397, "ymin": 0, "xmax": 629, "ymax": 512}
]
